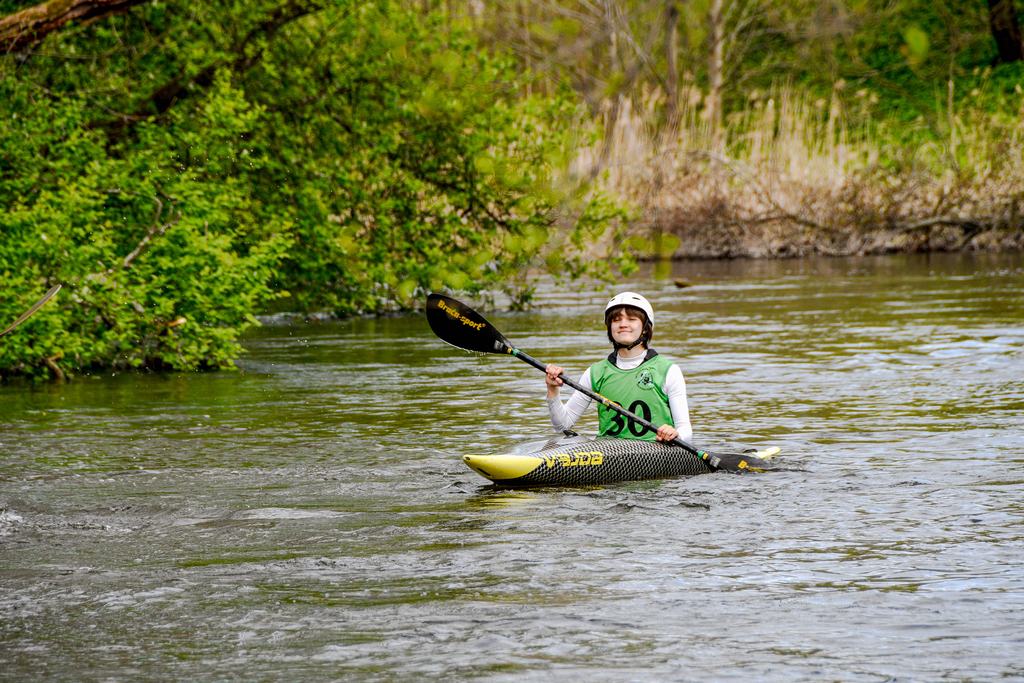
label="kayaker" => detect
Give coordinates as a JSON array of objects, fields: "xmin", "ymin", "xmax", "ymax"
[{"xmin": 545, "ymin": 292, "xmax": 692, "ymax": 442}]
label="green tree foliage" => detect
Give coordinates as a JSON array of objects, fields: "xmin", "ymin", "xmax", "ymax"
[
  {"xmin": 457, "ymin": 0, "xmax": 1024, "ymax": 143},
  {"xmin": 1, "ymin": 0, "xmax": 628, "ymax": 380},
  {"xmin": 440, "ymin": 1, "xmax": 1021, "ymax": 259},
  {"xmin": 1, "ymin": 65, "xmax": 289, "ymax": 379}
]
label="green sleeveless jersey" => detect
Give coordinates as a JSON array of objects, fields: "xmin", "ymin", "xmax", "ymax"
[{"xmin": 590, "ymin": 351, "xmax": 674, "ymax": 441}]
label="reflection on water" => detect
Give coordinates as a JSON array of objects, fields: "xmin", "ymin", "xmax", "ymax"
[{"xmin": 2, "ymin": 253, "xmax": 1023, "ymax": 681}]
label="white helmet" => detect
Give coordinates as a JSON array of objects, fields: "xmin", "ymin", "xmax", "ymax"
[{"xmin": 604, "ymin": 292, "xmax": 654, "ymax": 325}]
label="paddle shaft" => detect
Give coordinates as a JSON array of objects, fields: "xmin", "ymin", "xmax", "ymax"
[
  {"xmin": 425, "ymin": 292, "xmax": 757, "ymax": 470},
  {"xmin": 0, "ymin": 284, "xmax": 62, "ymax": 338},
  {"xmin": 506, "ymin": 346, "xmax": 719, "ymax": 467}
]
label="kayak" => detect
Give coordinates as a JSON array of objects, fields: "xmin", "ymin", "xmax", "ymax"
[{"xmin": 463, "ymin": 435, "xmax": 781, "ymax": 487}]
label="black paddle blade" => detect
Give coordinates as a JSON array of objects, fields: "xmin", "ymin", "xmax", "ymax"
[
  {"xmin": 426, "ymin": 293, "xmax": 512, "ymax": 354},
  {"xmin": 702, "ymin": 449, "xmax": 776, "ymax": 473}
]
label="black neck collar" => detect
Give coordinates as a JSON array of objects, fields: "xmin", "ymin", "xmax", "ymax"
[{"xmin": 607, "ymin": 348, "xmax": 658, "ymax": 367}]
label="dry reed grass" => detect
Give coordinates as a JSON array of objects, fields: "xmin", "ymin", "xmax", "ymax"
[{"xmin": 576, "ymin": 84, "xmax": 1024, "ymax": 257}]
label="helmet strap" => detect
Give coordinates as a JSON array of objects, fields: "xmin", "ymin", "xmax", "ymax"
[{"xmin": 612, "ymin": 337, "xmax": 645, "ymax": 351}]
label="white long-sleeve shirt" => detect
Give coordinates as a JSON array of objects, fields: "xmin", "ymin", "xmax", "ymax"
[{"xmin": 546, "ymin": 353, "xmax": 693, "ymax": 440}]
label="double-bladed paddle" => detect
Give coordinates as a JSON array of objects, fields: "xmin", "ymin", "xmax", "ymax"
[
  {"xmin": 425, "ymin": 292, "xmax": 774, "ymax": 473},
  {"xmin": 0, "ymin": 284, "xmax": 62, "ymax": 338}
]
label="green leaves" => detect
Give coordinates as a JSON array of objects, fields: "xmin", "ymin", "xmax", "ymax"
[
  {"xmin": 902, "ymin": 25, "xmax": 930, "ymax": 67},
  {"xmin": 0, "ymin": 0, "xmax": 629, "ymax": 379},
  {"xmin": 0, "ymin": 38, "xmax": 288, "ymax": 379}
]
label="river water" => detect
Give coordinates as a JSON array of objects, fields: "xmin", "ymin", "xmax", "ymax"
[{"xmin": 2, "ymin": 253, "xmax": 1022, "ymax": 681}]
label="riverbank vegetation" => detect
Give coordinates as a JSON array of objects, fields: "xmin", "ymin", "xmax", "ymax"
[
  {"xmin": 459, "ymin": 0, "xmax": 1024, "ymax": 257},
  {"xmin": 1, "ymin": 0, "xmax": 628, "ymax": 379},
  {"xmin": 2, "ymin": 0, "xmax": 1022, "ymax": 379}
]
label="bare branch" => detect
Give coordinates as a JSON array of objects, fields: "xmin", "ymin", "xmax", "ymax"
[
  {"xmin": 0, "ymin": 0, "xmax": 149, "ymax": 53},
  {"xmin": 894, "ymin": 216, "xmax": 984, "ymax": 233},
  {"xmin": 122, "ymin": 211, "xmax": 178, "ymax": 269},
  {"xmin": 696, "ymin": 150, "xmax": 831, "ymax": 231}
]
